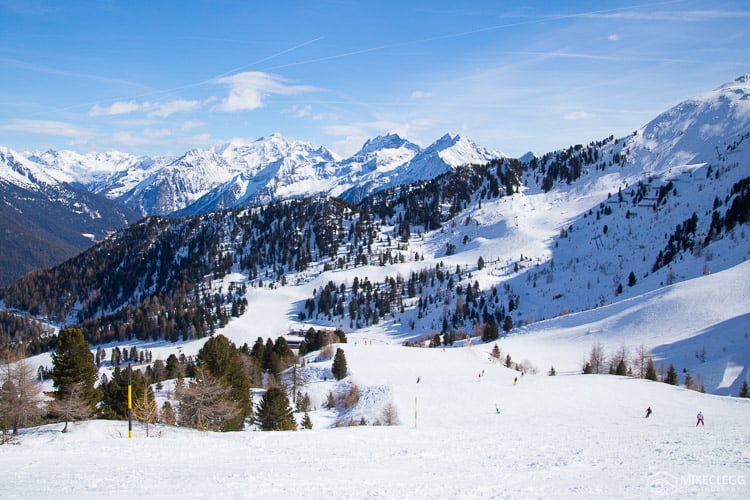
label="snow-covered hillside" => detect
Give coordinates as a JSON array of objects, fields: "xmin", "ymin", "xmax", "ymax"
[{"xmin": 5, "ymin": 334, "xmax": 749, "ymax": 498}]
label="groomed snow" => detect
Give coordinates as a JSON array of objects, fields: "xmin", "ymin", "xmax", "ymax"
[{"xmin": 3, "ymin": 342, "xmax": 749, "ymax": 499}]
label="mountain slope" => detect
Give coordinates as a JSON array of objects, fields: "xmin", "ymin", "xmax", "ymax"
[{"xmin": 0, "ymin": 147, "xmax": 139, "ymax": 287}]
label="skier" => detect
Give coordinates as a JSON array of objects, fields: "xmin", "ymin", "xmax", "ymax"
[
  {"xmin": 645, "ymin": 406, "xmax": 652, "ymax": 418},
  {"xmin": 696, "ymin": 411, "xmax": 704, "ymax": 426},
  {"xmin": 513, "ymin": 376, "xmax": 518, "ymax": 386}
]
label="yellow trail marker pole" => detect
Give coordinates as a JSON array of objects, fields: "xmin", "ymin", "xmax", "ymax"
[{"xmin": 128, "ymin": 364, "xmax": 132, "ymax": 439}]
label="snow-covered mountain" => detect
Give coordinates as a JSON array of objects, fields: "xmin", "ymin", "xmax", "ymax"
[
  {"xmin": 0, "ymin": 147, "xmax": 139, "ymax": 286},
  {"xmin": 7, "ymin": 132, "xmax": 505, "ymax": 216},
  {"xmin": 25, "ymin": 149, "xmax": 167, "ymax": 199},
  {"xmin": 336, "ymin": 133, "xmax": 506, "ymax": 203}
]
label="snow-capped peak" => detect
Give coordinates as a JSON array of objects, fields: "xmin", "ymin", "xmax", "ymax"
[{"xmin": 357, "ymin": 133, "xmax": 420, "ymax": 156}]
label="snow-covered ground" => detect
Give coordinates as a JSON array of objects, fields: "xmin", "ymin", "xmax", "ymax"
[{"xmin": 3, "ymin": 340, "xmax": 749, "ymax": 499}]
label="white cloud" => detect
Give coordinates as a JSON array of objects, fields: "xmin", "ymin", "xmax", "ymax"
[
  {"xmin": 563, "ymin": 111, "xmax": 598, "ymax": 121},
  {"xmin": 0, "ymin": 119, "xmax": 95, "ymax": 139},
  {"xmin": 182, "ymin": 120, "xmax": 206, "ymax": 131},
  {"xmin": 148, "ymin": 99, "xmax": 201, "ymax": 118},
  {"xmin": 411, "ymin": 90, "xmax": 432, "ymax": 99},
  {"xmin": 608, "ymin": 34, "xmax": 621, "ymax": 41},
  {"xmin": 89, "ymin": 100, "xmax": 147, "ymax": 117},
  {"xmin": 212, "ymin": 71, "xmax": 319, "ymax": 112}
]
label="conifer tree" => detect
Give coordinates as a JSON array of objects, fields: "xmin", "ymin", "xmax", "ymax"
[
  {"xmin": 645, "ymin": 359, "xmax": 658, "ymax": 381},
  {"xmin": 665, "ymin": 364, "xmax": 679, "ymax": 385},
  {"xmin": 257, "ymin": 386, "xmax": 296, "ymax": 431},
  {"xmin": 301, "ymin": 412, "xmax": 313, "ymax": 430},
  {"xmin": 482, "ymin": 320, "xmax": 499, "ymax": 342},
  {"xmin": 332, "ymin": 348, "xmax": 348, "ymax": 380},
  {"xmin": 627, "ymin": 271, "xmax": 637, "ymax": 287},
  {"xmin": 739, "ymin": 379, "xmax": 749, "ymax": 398},
  {"xmin": 615, "ymin": 358, "xmax": 628, "ymax": 376},
  {"xmin": 197, "ymin": 334, "xmax": 251, "ymax": 429},
  {"xmin": 51, "ymin": 328, "xmax": 98, "ymax": 409},
  {"xmin": 503, "ymin": 315, "xmax": 514, "ymax": 333}
]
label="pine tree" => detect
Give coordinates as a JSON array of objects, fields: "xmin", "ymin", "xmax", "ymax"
[
  {"xmin": 301, "ymin": 412, "xmax": 313, "ymax": 430},
  {"xmin": 615, "ymin": 358, "xmax": 628, "ymax": 376},
  {"xmin": 51, "ymin": 328, "xmax": 98, "ymax": 409},
  {"xmin": 481, "ymin": 320, "xmax": 499, "ymax": 342},
  {"xmin": 739, "ymin": 379, "xmax": 749, "ymax": 398},
  {"xmin": 332, "ymin": 348, "xmax": 348, "ymax": 380},
  {"xmin": 257, "ymin": 386, "xmax": 296, "ymax": 431},
  {"xmin": 627, "ymin": 271, "xmax": 637, "ymax": 287},
  {"xmin": 665, "ymin": 364, "xmax": 679, "ymax": 385},
  {"xmin": 197, "ymin": 334, "xmax": 251, "ymax": 429},
  {"xmin": 503, "ymin": 315, "xmax": 514, "ymax": 333},
  {"xmin": 645, "ymin": 359, "xmax": 658, "ymax": 381}
]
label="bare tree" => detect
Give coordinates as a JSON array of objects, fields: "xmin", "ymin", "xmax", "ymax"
[
  {"xmin": 588, "ymin": 342, "xmax": 607, "ymax": 374},
  {"xmin": 133, "ymin": 387, "xmax": 158, "ymax": 437},
  {"xmin": 380, "ymin": 401, "xmax": 400, "ymax": 426},
  {"xmin": 47, "ymin": 383, "xmax": 93, "ymax": 433},
  {"xmin": 176, "ymin": 368, "xmax": 240, "ymax": 431},
  {"xmin": 160, "ymin": 401, "xmax": 176, "ymax": 426},
  {"xmin": 1, "ymin": 350, "xmax": 43, "ymax": 435},
  {"xmin": 632, "ymin": 344, "xmax": 653, "ymax": 379}
]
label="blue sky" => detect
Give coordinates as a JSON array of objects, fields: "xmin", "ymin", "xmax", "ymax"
[{"xmin": 1, "ymin": 0, "xmax": 748, "ymax": 158}]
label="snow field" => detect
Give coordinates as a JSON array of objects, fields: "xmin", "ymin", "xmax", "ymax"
[{"xmin": 6, "ymin": 338, "xmax": 750, "ymax": 499}]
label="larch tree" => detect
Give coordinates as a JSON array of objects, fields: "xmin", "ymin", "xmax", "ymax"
[
  {"xmin": 47, "ymin": 383, "xmax": 93, "ymax": 433},
  {"xmin": 176, "ymin": 367, "xmax": 239, "ymax": 431},
  {"xmin": 197, "ymin": 334, "xmax": 252, "ymax": 430},
  {"xmin": 133, "ymin": 386, "xmax": 158, "ymax": 437},
  {"xmin": 1, "ymin": 351, "xmax": 43, "ymax": 436}
]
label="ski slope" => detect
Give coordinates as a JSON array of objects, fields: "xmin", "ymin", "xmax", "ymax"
[{"xmin": 3, "ymin": 340, "xmax": 749, "ymax": 499}]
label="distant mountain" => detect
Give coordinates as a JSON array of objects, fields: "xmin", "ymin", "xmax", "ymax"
[
  {"xmin": 0, "ymin": 147, "xmax": 139, "ymax": 287},
  {"xmin": 12, "ymin": 132, "xmax": 505, "ymax": 217}
]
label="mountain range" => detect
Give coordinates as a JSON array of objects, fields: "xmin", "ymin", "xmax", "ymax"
[
  {"xmin": 9, "ymin": 131, "xmax": 505, "ymax": 217},
  {"xmin": 1, "ymin": 74, "xmax": 749, "ymax": 398},
  {"xmin": 0, "ymin": 132, "xmax": 504, "ymax": 285}
]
